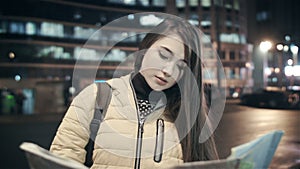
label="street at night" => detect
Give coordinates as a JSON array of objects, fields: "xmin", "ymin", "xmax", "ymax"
[
  {"xmin": 0, "ymin": 100, "xmax": 299, "ymax": 169},
  {"xmin": 215, "ymin": 100, "xmax": 300, "ymax": 169}
]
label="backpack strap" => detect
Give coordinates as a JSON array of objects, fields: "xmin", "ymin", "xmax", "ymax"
[
  {"xmin": 84, "ymin": 82, "xmax": 112, "ymax": 167},
  {"xmin": 91, "ymin": 82, "xmax": 112, "ymax": 140}
]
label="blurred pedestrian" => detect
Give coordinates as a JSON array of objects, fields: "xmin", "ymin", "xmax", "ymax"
[{"xmin": 50, "ymin": 16, "xmax": 219, "ymax": 168}]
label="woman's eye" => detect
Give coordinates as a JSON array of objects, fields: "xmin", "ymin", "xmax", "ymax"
[{"xmin": 159, "ymin": 50, "xmax": 170, "ymax": 60}]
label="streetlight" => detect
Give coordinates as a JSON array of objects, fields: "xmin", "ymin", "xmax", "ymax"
[
  {"xmin": 259, "ymin": 40, "xmax": 272, "ymax": 88},
  {"xmin": 259, "ymin": 41, "xmax": 272, "ymax": 53}
]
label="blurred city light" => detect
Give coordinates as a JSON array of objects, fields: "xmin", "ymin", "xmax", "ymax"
[
  {"xmin": 283, "ymin": 45, "xmax": 289, "ymax": 52},
  {"xmin": 265, "ymin": 67, "xmax": 272, "ymax": 76},
  {"xmin": 259, "ymin": 41, "xmax": 272, "ymax": 52},
  {"xmin": 8, "ymin": 52, "xmax": 15, "ymax": 59},
  {"xmin": 274, "ymin": 67, "xmax": 280, "ymax": 73},
  {"xmin": 14, "ymin": 74, "xmax": 21, "ymax": 82},
  {"xmin": 287, "ymin": 59, "xmax": 293, "ymax": 66},
  {"xmin": 285, "ymin": 65, "xmax": 300, "ymax": 76},
  {"xmin": 290, "ymin": 44, "xmax": 299, "ymax": 55},
  {"xmin": 276, "ymin": 44, "xmax": 283, "ymax": 51}
]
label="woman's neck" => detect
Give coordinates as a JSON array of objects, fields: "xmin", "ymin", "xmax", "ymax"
[{"xmin": 131, "ymin": 72, "xmax": 153, "ymax": 100}]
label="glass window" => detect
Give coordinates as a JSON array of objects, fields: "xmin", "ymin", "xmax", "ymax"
[
  {"xmin": 229, "ymin": 51, "xmax": 235, "ymax": 60},
  {"xmin": 41, "ymin": 22, "xmax": 64, "ymax": 37},
  {"xmin": 224, "ymin": 0, "xmax": 232, "ymax": 9},
  {"xmin": 138, "ymin": 0, "xmax": 149, "ymax": 6},
  {"xmin": 189, "ymin": 0, "xmax": 198, "ymax": 7},
  {"xmin": 239, "ymin": 51, "xmax": 246, "ymax": 61},
  {"xmin": 104, "ymin": 48, "xmax": 127, "ymax": 62},
  {"xmin": 225, "ymin": 15, "xmax": 232, "ymax": 28},
  {"xmin": 74, "ymin": 47, "xmax": 100, "ymax": 61},
  {"xmin": 108, "ymin": 0, "xmax": 135, "ymax": 5},
  {"xmin": 229, "ymin": 68, "xmax": 236, "ymax": 79},
  {"xmin": 220, "ymin": 51, "xmax": 226, "ymax": 60},
  {"xmin": 9, "ymin": 22, "xmax": 25, "ymax": 34},
  {"xmin": 201, "ymin": 0, "xmax": 211, "ymax": 7},
  {"xmin": 37, "ymin": 46, "xmax": 72, "ymax": 60},
  {"xmin": 176, "ymin": 0, "xmax": 185, "ymax": 7},
  {"xmin": 189, "ymin": 13, "xmax": 199, "ymax": 26},
  {"xmin": 74, "ymin": 26, "xmax": 98, "ymax": 40},
  {"xmin": 239, "ymin": 67, "xmax": 245, "ymax": 79},
  {"xmin": 201, "ymin": 13, "xmax": 212, "ymax": 28},
  {"xmin": 214, "ymin": 0, "xmax": 223, "ymax": 6},
  {"xmin": 233, "ymin": 0, "xmax": 239, "ymax": 10},
  {"xmin": 153, "ymin": 0, "xmax": 166, "ymax": 6},
  {"xmin": 220, "ymin": 33, "xmax": 240, "ymax": 44},
  {"xmin": 25, "ymin": 22, "xmax": 36, "ymax": 35},
  {"xmin": 240, "ymin": 35, "xmax": 246, "ymax": 44},
  {"xmin": 256, "ymin": 11, "xmax": 269, "ymax": 22},
  {"xmin": 0, "ymin": 21, "xmax": 8, "ymax": 33},
  {"xmin": 139, "ymin": 14, "xmax": 163, "ymax": 26}
]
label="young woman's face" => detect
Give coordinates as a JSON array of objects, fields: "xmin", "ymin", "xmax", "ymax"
[{"xmin": 140, "ymin": 36, "xmax": 187, "ymax": 91}]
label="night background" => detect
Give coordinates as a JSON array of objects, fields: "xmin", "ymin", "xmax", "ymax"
[{"xmin": 0, "ymin": 0, "xmax": 299, "ymax": 168}]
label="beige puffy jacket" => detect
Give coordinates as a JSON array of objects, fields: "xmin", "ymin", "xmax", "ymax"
[{"xmin": 50, "ymin": 74, "xmax": 183, "ymax": 168}]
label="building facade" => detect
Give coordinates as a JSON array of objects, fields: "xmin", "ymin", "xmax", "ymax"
[
  {"xmin": 0, "ymin": 0, "xmax": 252, "ymax": 114},
  {"xmin": 247, "ymin": 0, "xmax": 300, "ymax": 91}
]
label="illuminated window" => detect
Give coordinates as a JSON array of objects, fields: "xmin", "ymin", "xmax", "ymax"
[
  {"xmin": 225, "ymin": 15, "xmax": 232, "ymax": 29},
  {"xmin": 233, "ymin": 0, "xmax": 239, "ymax": 10},
  {"xmin": 41, "ymin": 22, "xmax": 64, "ymax": 37},
  {"xmin": 201, "ymin": 0, "xmax": 211, "ymax": 7},
  {"xmin": 239, "ymin": 51, "xmax": 246, "ymax": 61},
  {"xmin": 9, "ymin": 22, "xmax": 24, "ymax": 34},
  {"xmin": 225, "ymin": 0, "xmax": 232, "ymax": 9},
  {"xmin": 108, "ymin": 0, "xmax": 135, "ymax": 5},
  {"xmin": 74, "ymin": 47, "xmax": 100, "ymax": 61},
  {"xmin": 104, "ymin": 48, "xmax": 126, "ymax": 62},
  {"xmin": 139, "ymin": 14, "xmax": 163, "ymax": 26},
  {"xmin": 176, "ymin": 0, "xmax": 185, "ymax": 7},
  {"xmin": 138, "ymin": 0, "xmax": 149, "ymax": 6},
  {"xmin": 214, "ymin": 0, "xmax": 223, "ymax": 6},
  {"xmin": 74, "ymin": 26, "xmax": 98, "ymax": 40},
  {"xmin": 189, "ymin": 13, "xmax": 199, "ymax": 26},
  {"xmin": 153, "ymin": 0, "xmax": 165, "ymax": 6},
  {"xmin": 220, "ymin": 33, "xmax": 240, "ymax": 44},
  {"xmin": 0, "ymin": 21, "xmax": 7, "ymax": 33},
  {"xmin": 240, "ymin": 35, "xmax": 246, "ymax": 44},
  {"xmin": 189, "ymin": 0, "xmax": 198, "ymax": 7},
  {"xmin": 25, "ymin": 22, "xmax": 36, "ymax": 35},
  {"xmin": 201, "ymin": 14, "xmax": 211, "ymax": 29},
  {"xmin": 229, "ymin": 68, "xmax": 236, "ymax": 79},
  {"xmin": 256, "ymin": 11, "xmax": 269, "ymax": 22}
]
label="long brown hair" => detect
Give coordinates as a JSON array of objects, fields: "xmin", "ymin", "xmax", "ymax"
[{"xmin": 134, "ymin": 17, "xmax": 219, "ymax": 161}]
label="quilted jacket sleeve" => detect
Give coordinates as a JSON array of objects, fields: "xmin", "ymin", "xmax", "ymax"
[{"xmin": 50, "ymin": 83, "xmax": 97, "ymax": 163}]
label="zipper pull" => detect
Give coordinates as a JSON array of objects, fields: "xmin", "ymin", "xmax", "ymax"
[{"xmin": 154, "ymin": 119, "xmax": 164, "ymax": 163}]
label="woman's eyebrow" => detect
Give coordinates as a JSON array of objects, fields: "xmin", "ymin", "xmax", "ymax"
[{"xmin": 160, "ymin": 46, "xmax": 174, "ymax": 56}]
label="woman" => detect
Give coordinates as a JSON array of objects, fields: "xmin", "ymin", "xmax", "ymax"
[{"xmin": 50, "ymin": 17, "xmax": 219, "ymax": 168}]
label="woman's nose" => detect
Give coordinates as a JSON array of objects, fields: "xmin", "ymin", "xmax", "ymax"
[{"xmin": 161, "ymin": 62, "xmax": 176, "ymax": 77}]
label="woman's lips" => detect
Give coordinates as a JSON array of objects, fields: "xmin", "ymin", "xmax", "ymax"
[{"xmin": 155, "ymin": 76, "xmax": 168, "ymax": 85}]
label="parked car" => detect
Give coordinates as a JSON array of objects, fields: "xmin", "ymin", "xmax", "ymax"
[{"xmin": 240, "ymin": 89, "xmax": 290, "ymax": 108}]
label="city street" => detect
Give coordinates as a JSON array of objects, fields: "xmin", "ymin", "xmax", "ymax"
[
  {"xmin": 0, "ymin": 100, "xmax": 299, "ymax": 169},
  {"xmin": 215, "ymin": 100, "xmax": 300, "ymax": 169}
]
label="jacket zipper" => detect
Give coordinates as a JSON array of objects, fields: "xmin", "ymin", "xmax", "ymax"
[
  {"xmin": 134, "ymin": 118, "xmax": 145, "ymax": 169},
  {"xmin": 129, "ymin": 77, "xmax": 144, "ymax": 169}
]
